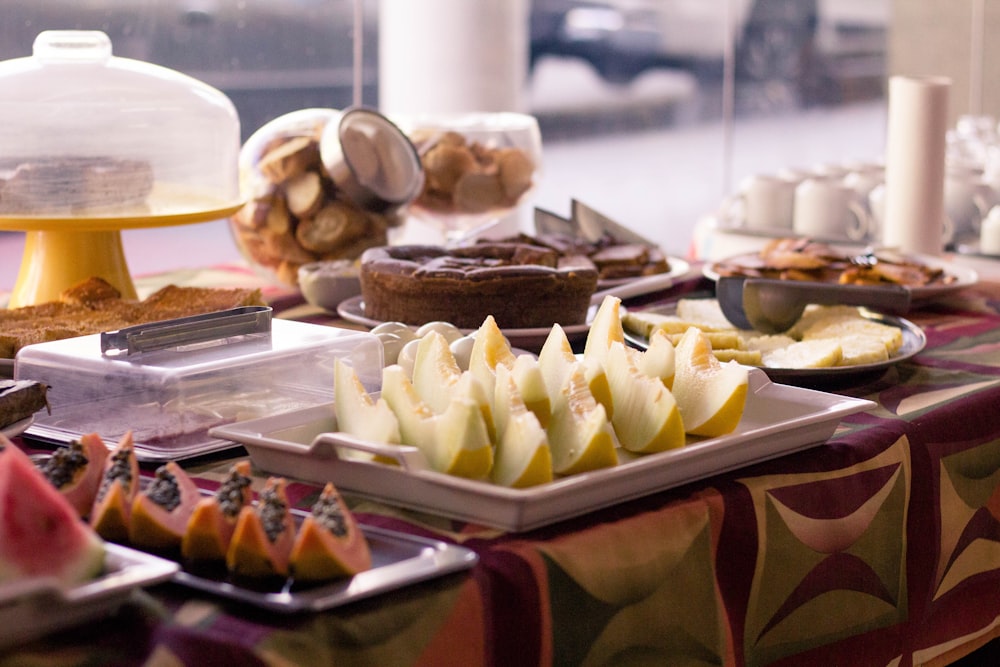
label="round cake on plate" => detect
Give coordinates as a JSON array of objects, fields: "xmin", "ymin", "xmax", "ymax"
[{"xmin": 359, "ymin": 242, "xmax": 598, "ymax": 329}]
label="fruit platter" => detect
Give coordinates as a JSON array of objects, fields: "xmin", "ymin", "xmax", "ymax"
[
  {"xmin": 212, "ymin": 296, "xmax": 875, "ymax": 531},
  {"xmin": 620, "ymin": 296, "xmax": 926, "ymax": 386},
  {"xmin": 1, "ymin": 432, "xmax": 477, "ymax": 627},
  {"xmin": 0, "ymin": 437, "xmax": 179, "ymax": 649}
]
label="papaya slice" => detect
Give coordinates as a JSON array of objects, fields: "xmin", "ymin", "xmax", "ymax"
[
  {"xmin": 290, "ymin": 482, "xmax": 372, "ymax": 582},
  {"xmin": 226, "ymin": 477, "xmax": 296, "ymax": 579},
  {"xmin": 182, "ymin": 460, "xmax": 254, "ymax": 563},
  {"xmin": 129, "ymin": 461, "xmax": 201, "ymax": 553},
  {"xmin": 38, "ymin": 432, "xmax": 109, "ymax": 519},
  {"xmin": 89, "ymin": 432, "xmax": 139, "ymax": 543}
]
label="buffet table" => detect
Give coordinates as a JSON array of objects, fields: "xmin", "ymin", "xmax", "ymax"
[{"xmin": 4, "ymin": 263, "xmax": 1000, "ymax": 667}]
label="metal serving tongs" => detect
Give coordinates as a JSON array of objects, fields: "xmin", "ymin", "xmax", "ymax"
[
  {"xmin": 715, "ymin": 276, "xmax": 911, "ymax": 334},
  {"xmin": 100, "ymin": 306, "xmax": 272, "ymax": 356}
]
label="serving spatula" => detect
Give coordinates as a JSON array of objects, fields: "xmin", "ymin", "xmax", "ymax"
[{"xmin": 715, "ymin": 276, "xmax": 912, "ymax": 334}]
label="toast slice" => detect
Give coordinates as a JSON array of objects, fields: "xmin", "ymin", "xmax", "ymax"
[{"xmin": 0, "ymin": 277, "xmax": 266, "ymax": 359}]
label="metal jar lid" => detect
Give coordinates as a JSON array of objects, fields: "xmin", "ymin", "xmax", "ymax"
[{"xmin": 320, "ymin": 106, "xmax": 424, "ymax": 214}]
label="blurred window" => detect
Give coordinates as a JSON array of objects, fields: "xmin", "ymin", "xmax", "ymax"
[{"xmin": 0, "ymin": 0, "xmax": 890, "ymax": 257}]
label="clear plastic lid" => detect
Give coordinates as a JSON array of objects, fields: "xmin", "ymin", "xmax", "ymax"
[{"xmin": 0, "ymin": 30, "xmax": 241, "ymax": 221}]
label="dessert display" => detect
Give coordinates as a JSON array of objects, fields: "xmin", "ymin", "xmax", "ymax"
[
  {"xmin": 0, "ymin": 156, "xmax": 154, "ymax": 216},
  {"xmin": 492, "ymin": 232, "xmax": 671, "ymax": 282},
  {"xmin": 0, "ymin": 30, "xmax": 243, "ymax": 308},
  {"xmin": 358, "ymin": 242, "xmax": 599, "ymax": 329},
  {"xmin": 622, "ymin": 297, "xmax": 909, "ymax": 370},
  {"xmin": 711, "ymin": 237, "xmax": 956, "ymax": 287},
  {"xmin": 0, "ymin": 276, "xmax": 265, "ymax": 359},
  {"xmin": 232, "ymin": 108, "xmax": 422, "ymax": 287}
]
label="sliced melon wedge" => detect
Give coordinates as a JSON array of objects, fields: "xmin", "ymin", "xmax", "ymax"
[
  {"xmin": 510, "ymin": 354, "xmax": 551, "ymax": 429},
  {"xmin": 583, "ymin": 294, "xmax": 625, "ymax": 366},
  {"xmin": 672, "ymin": 327, "xmax": 749, "ymax": 437},
  {"xmin": 546, "ymin": 365, "xmax": 617, "ymax": 476},
  {"xmin": 334, "ymin": 358, "xmax": 401, "ymax": 445},
  {"xmin": 412, "ymin": 331, "xmax": 496, "ymax": 443},
  {"xmin": 605, "ymin": 341, "xmax": 685, "ymax": 453},
  {"xmin": 492, "ymin": 364, "xmax": 552, "ymax": 488},
  {"xmin": 640, "ymin": 329, "xmax": 676, "ymax": 389},
  {"xmin": 381, "ymin": 365, "xmax": 493, "ymax": 479},
  {"xmin": 540, "ymin": 323, "xmax": 613, "ymax": 419}
]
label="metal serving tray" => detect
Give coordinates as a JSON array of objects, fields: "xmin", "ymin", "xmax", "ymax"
[
  {"xmin": 211, "ymin": 369, "xmax": 875, "ymax": 532},
  {"xmin": 171, "ymin": 522, "xmax": 478, "ymax": 613}
]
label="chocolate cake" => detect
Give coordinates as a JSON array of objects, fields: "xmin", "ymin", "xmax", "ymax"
[{"xmin": 359, "ymin": 243, "xmax": 599, "ymax": 329}]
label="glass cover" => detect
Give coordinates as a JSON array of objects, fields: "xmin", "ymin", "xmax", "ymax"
[{"xmin": 0, "ymin": 30, "xmax": 241, "ymax": 221}]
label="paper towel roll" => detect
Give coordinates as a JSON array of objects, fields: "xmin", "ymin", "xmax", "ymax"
[
  {"xmin": 882, "ymin": 76, "xmax": 951, "ymax": 255},
  {"xmin": 378, "ymin": 0, "xmax": 529, "ymax": 115}
]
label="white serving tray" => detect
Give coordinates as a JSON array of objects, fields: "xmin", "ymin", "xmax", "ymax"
[
  {"xmin": 211, "ymin": 369, "xmax": 875, "ymax": 532},
  {"xmin": 0, "ymin": 542, "xmax": 179, "ymax": 651}
]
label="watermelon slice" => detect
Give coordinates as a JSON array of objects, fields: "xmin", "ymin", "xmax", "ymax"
[{"xmin": 0, "ymin": 435, "xmax": 105, "ymax": 586}]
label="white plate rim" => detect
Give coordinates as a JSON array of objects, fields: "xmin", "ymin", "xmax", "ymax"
[
  {"xmin": 595, "ymin": 256, "xmax": 692, "ymax": 290},
  {"xmin": 336, "ymin": 295, "xmax": 593, "ymax": 346},
  {"xmin": 0, "ymin": 542, "xmax": 178, "ymax": 650}
]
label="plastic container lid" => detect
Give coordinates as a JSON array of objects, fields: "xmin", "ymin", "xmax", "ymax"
[
  {"xmin": 0, "ymin": 30, "xmax": 241, "ymax": 220},
  {"xmin": 14, "ymin": 315, "xmax": 384, "ymax": 461}
]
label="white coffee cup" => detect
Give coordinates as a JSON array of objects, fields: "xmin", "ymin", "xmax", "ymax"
[
  {"xmin": 724, "ymin": 174, "xmax": 797, "ymax": 231},
  {"xmin": 776, "ymin": 167, "xmax": 817, "ymax": 185},
  {"xmin": 980, "ymin": 204, "xmax": 1000, "ymax": 255},
  {"xmin": 945, "ymin": 164, "xmax": 997, "ymax": 242},
  {"xmin": 843, "ymin": 167, "xmax": 884, "ymax": 200},
  {"xmin": 793, "ymin": 177, "xmax": 870, "ymax": 241},
  {"xmin": 811, "ymin": 163, "xmax": 850, "ymax": 179}
]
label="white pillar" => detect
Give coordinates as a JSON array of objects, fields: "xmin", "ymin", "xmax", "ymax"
[{"xmin": 378, "ymin": 0, "xmax": 529, "ymax": 115}]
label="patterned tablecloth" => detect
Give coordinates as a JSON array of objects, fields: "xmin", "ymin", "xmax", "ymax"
[{"xmin": 4, "ymin": 264, "xmax": 1000, "ymax": 666}]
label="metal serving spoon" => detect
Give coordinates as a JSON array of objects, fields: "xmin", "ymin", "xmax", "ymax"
[{"xmin": 716, "ymin": 276, "xmax": 912, "ymax": 334}]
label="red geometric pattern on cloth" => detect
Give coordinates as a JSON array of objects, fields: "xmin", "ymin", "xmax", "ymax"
[
  {"xmin": 738, "ymin": 437, "xmax": 909, "ymax": 667},
  {"xmin": 509, "ymin": 489, "xmax": 733, "ymax": 666}
]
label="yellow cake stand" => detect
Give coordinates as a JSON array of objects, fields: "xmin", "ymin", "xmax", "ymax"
[{"xmin": 0, "ymin": 183, "xmax": 244, "ymax": 308}]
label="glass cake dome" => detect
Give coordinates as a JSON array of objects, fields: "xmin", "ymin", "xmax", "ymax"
[{"xmin": 0, "ymin": 30, "xmax": 241, "ymax": 222}]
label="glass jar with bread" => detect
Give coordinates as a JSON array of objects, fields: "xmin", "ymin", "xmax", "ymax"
[{"xmin": 231, "ymin": 107, "xmax": 423, "ymax": 287}]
